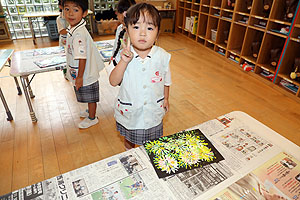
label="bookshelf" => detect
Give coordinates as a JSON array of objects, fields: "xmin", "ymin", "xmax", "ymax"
[{"xmin": 176, "ymin": 0, "xmax": 300, "ymax": 100}]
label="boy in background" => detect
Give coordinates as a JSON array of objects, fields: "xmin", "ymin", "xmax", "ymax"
[{"xmin": 63, "ymin": 0, "xmax": 104, "ymax": 129}]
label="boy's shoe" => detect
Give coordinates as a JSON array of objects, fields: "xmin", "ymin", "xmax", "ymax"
[
  {"xmin": 63, "ymin": 69, "xmax": 69, "ymax": 81},
  {"xmin": 79, "ymin": 109, "xmax": 89, "ymax": 118},
  {"xmin": 78, "ymin": 117, "xmax": 99, "ymax": 129}
]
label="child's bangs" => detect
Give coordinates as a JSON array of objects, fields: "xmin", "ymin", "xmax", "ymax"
[{"xmin": 126, "ymin": 4, "xmax": 160, "ymax": 28}]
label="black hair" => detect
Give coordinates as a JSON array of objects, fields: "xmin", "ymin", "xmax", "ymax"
[
  {"xmin": 58, "ymin": 0, "xmax": 62, "ymax": 12},
  {"xmin": 117, "ymin": 0, "xmax": 136, "ymax": 14},
  {"xmin": 62, "ymin": 0, "xmax": 88, "ymax": 12},
  {"xmin": 111, "ymin": 0, "xmax": 136, "ymax": 66},
  {"xmin": 112, "ymin": 28, "xmax": 126, "ymax": 66},
  {"xmin": 124, "ymin": 3, "xmax": 161, "ymax": 31}
]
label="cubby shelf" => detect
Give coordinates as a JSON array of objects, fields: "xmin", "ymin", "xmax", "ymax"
[{"xmin": 176, "ymin": 0, "xmax": 300, "ymax": 100}]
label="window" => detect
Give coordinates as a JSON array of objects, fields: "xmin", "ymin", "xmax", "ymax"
[{"xmin": 1, "ymin": 0, "xmax": 59, "ymax": 39}]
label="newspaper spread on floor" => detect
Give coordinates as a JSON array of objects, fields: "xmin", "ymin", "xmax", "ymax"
[
  {"xmin": 0, "ymin": 147, "xmax": 175, "ymax": 200},
  {"xmin": 1, "ymin": 111, "xmax": 298, "ymax": 200},
  {"xmin": 160, "ymin": 111, "xmax": 283, "ymax": 200}
]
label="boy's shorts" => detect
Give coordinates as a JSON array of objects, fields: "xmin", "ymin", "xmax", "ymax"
[{"xmin": 74, "ymin": 81, "xmax": 99, "ymax": 103}]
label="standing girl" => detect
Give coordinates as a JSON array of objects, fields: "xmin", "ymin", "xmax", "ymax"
[
  {"xmin": 111, "ymin": 0, "xmax": 136, "ymax": 66},
  {"xmin": 109, "ymin": 3, "xmax": 171, "ymax": 150}
]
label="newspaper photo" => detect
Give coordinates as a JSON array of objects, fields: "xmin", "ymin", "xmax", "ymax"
[{"xmin": 210, "ymin": 152, "xmax": 300, "ymax": 200}]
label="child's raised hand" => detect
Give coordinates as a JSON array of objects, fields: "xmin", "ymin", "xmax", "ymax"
[{"xmin": 120, "ymin": 37, "xmax": 133, "ymax": 63}]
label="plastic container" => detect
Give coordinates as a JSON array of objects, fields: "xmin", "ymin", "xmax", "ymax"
[{"xmin": 211, "ymin": 29, "xmax": 217, "ymax": 41}]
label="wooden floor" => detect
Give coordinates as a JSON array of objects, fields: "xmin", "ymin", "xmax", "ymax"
[{"xmin": 0, "ymin": 33, "xmax": 300, "ymax": 196}]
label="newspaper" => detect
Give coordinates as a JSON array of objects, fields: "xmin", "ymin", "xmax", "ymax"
[
  {"xmin": 162, "ymin": 160, "xmax": 234, "ymax": 200},
  {"xmin": 210, "ymin": 152, "xmax": 300, "ymax": 200},
  {"xmin": 1, "ymin": 148, "xmax": 175, "ymax": 200},
  {"xmin": 161, "ymin": 112, "xmax": 283, "ymax": 200},
  {"xmin": 1, "ymin": 111, "xmax": 298, "ymax": 200}
]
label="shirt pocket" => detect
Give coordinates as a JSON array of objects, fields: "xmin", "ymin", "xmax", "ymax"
[
  {"xmin": 116, "ymin": 99, "xmax": 132, "ymax": 119},
  {"xmin": 155, "ymin": 97, "xmax": 166, "ymax": 118}
]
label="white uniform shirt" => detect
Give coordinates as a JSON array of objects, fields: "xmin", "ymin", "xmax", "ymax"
[
  {"xmin": 112, "ymin": 45, "xmax": 171, "ymax": 129},
  {"xmin": 66, "ymin": 19, "xmax": 104, "ymax": 86},
  {"xmin": 56, "ymin": 12, "xmax": 68, "ymax": 47}
]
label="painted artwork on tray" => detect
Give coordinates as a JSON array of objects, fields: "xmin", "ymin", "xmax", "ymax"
[
  {"xmin": 100, "ymin": 49, "xmax": 113, "ymax": 62},
  {"xmin": 143, "ymin": 129, "xmax": 224, "ymax": 178},
  {"xmin": 34, "ymin": 55, "xmax": 66, "ymax": 68},
  {"xmin": 33, "ymin": 46, "xmax": 65, "ymax": 56},
  {"xmin": 95, "ymin": 41, "xmax": 113, "ymax": 50}
]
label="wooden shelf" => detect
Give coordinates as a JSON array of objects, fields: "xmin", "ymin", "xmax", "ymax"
[
  {"xmin": 277, "ymin": 40, "xmax": 300, "ymax": 84},
  {"xmin": 257, "ymin": 32, "xmax": 285, "ymax": 70},
  {"xmin": 175, "ymin": 0, "xmax": 300, "ymax": 98}
]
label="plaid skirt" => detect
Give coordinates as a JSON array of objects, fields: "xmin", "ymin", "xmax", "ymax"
[
  {"xmin": 117, "ymin": 122, "xmax": 163, "ymax": 145},
  {"xmin": 74, "ymin": 81, "xmax": 99, "ymax": 103}
]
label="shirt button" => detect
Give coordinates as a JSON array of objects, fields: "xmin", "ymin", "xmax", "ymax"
[
  {"xmin": 142, "ymin": 68, "xmax": 145, "ymax": 71},
  {"xmin": 144, "ymin": 101, "xmax": 147, "ymax": 105},
  {"xmin": 143, "ymin": 85, "xmax": 146, "ymax": 89}
]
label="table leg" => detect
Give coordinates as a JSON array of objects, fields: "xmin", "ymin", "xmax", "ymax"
[
  {"xmin": 25, "ymin": 77, "xmax": 35, "ymax": 98},
  {"xmin": 20, "ymin": 76, "xmax": 37, "ymax": 122},
  {"xmin": 0, "ymin": 87, "xmax": 13, "ymax": 121},
  {"xmin": 28, "ymin": 17, "xmax": 36, "ymax": 45},
  {"xmin": 14, "ymin": 77, "xmax": 22, "ymax": 95},
  {"xmin": 8, "ymin": 58, "xmax": 22, "ymax": 95}
]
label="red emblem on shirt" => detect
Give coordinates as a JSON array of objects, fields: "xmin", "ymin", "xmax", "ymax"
[{"xmin": 155, "ymin": 71, "xmax": 159, "ymax": 76}]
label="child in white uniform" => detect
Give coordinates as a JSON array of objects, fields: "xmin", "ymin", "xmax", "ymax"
[
  {"xmin": 111, "ymin": 0, "xmax": 136, "ymax": 66},
  {"xmin": 109, "ymin": 3, "xmax": 172, "ymax": 150},
  {"xmin": 63, "ymin": 0, "xmax": 105, "ymax": 129},
  {"xmin": 56, "ymin": 0, "xmax": 68, "ymax": 78}
]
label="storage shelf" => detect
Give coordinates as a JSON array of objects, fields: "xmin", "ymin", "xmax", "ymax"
[
  {"xmin": 278, "ymin": 74, "xmax": 300, "ymax": 87},
  {"xmin": 176, "ymin": 0, "xmax": 300, "ymax": 99}
]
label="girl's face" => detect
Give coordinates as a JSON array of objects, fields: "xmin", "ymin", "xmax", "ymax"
[
  {"xmin": 116, "ymin": 11, "xmax": 125, "ymax": 24},
  {"xmin": 127, "ymin": 13, "xmax": 158, "ymax": 53},
  {"xmin": 64, "ymin": 2, "xmax": 87, "ymax": 28}
]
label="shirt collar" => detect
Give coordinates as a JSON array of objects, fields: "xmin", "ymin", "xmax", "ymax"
[
  {"xmin": 67, "ymin": 19, "xmax": 86, "ymax": 36},
  {"xmin": 132, "ymin": 45, "xmax": 158, "ymax": 59}
]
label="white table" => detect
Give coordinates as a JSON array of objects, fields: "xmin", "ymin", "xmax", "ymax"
[
  {"xmin": 0, "ymin": 111, "xmax": 299, "ymax": 199},
  {"xmin": 0, "ymin": 49, "xmax": 22, "ymax": 121},
  {"xmin": 23, "ymin": 10, "xmax": 94, "ymax": 45},
  {"xmin": 10, "ymin": 40, "xmax": 114, "ymax": 122}
]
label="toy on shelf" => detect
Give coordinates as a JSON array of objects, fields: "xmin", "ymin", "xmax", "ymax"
[
  {"xmin": 270, "ymin": 48, "xmax": 281, "ymax": 68},
  {"xmin": 246, "ymin": 0, "xmax": 253, "ymax": 11},
  {"xmin": 224, "ymin": 30, "xmax": 229, "ymax": 44},
  {"xmin": 251, "ymin": 41, "xmax": 261, "ymax": 58},
  {"xmin": 263, "ymin": 0, "xmax": 272, "ymax": 18},
  {"xmin": 290, "ymin": 58, "xmax": 300, "ymax": 81},
  {"xmin": 227, "ymin": 0, "xmax": 235, "ymax": 9},
  {"xmin": 241, "ymin": 62, "xmax": 255, "ymax": 71},
  {"xmin": 270, "ymin": 26, "xmax": 290, "ymax": 35},
  {"xmin": 284, "ymin": 0, "xmax": 299, "ymax": 22}
]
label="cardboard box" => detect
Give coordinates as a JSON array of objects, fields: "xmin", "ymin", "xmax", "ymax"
[
  {"xmin": 96, "ymin": 20, "xmax": 120, "ymax": 35},
  {"xmin": 161, "ymin": 18, "xmax": 174, "ymax": 33}
]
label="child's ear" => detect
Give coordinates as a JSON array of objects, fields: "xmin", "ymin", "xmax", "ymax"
[{"xmin": 83, "ymin": 10, "xmax": 88, "ymax": 18}]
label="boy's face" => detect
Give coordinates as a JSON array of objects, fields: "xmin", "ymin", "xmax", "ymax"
[
  {"xmin": 64, "ymin": 1, "xmax": 87, "ymax": 28},
  {"xmin": 127, "ymin": 13, "xmax": 158, "ymax": 52}
]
